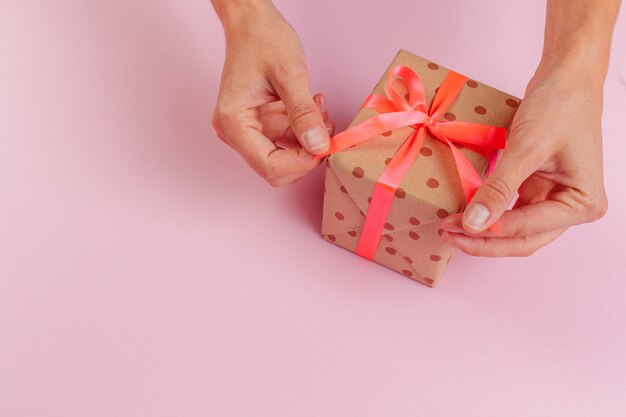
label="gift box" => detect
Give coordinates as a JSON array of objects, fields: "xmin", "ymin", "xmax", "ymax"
[{"xmin": 320, "ymin": 49, "xmax": 520, "ymax": 287}]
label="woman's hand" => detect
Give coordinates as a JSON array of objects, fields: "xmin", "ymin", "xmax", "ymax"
[
  {"xmin": 439, "ymin": 0, "xmax": 619, "ymax": 257},
  {"xmin": 211, "ymin": 0, "xmax": 334, "ymax": 186},
  {"xmin": 441, "ymin": 60, "xmax": 608, "ymax": 256}
]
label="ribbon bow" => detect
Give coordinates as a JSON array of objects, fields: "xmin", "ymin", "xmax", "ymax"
[{"xmin": 317, "ymin": 65, "xmax": 506, "ymax": 260}]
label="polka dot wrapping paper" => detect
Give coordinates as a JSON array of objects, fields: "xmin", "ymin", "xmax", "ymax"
[{"xmin": 321, "ymin": 49, "xmax": 521, "ymax": 287}]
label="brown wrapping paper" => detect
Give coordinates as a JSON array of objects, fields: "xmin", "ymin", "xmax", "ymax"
[{"xmin": 321, "ymin": 49, "xmax": 520, "ymax": 287}]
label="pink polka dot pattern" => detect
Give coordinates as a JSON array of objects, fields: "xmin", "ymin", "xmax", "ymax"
[
  {"xmin": 386, "ymin": 247, "xmax": 396, "ymax": 255},
  {"xmin": 420, "ymin": 147, "xmax": 433, "ymax": 156},
  {"xmin": 348, "ymin": 231, "xmax": 357, "ymax": 237},
  {"xmin": 466, "ymin": 80, "xmax": 478, "ymax": 88},
  {"xmin": 352, "ymin": 167, "xmax": 365, "ymax": 178},
  {"xmin": 506, "ymin": 98, "xmax": 519, "ymax": 108},
  {"xmin": 402, "ymin": 269, "xmax": 413, "ymax": 277},
  {"xmin": 340, "ymin": 185, "xmax": 348, "ymax": 193},
  {"xmin": 443, "ymin": 112, "xmax": 456, "ymax": 121},
  {"xmin": 426, "ymin": 178, "xmax": 439, "ymax": 188},
  {"xmin": 427, "ymin": 62, "xmax": 439, "ymax": 70},
  {"xmin": 327, "ymin": 234, "xmax": 336, "ymax": 242},
  {"xmin": 409, "ymin": 231, "xmax": 420, "ymax": 240},
  {"xmin": 334, "ymin": 212, "xmax": 345, "ymax": 220},
  {"xmin": 409, "ymin": 216, "xmax": 420, "ymax": 226},
  {"xmin": 403, "ymin": 256, "xmax": 413, "ymax": 264},
  {"xmin": 395, "ymin": 188, "xmax": 406, "ymax": 199},
  {"xmin": 430, "ymin": 255, "xmax": 441, "ymax": 262},
  {"xmin": 436, "ymin": 209, "xmax": 449, "ymax": 219},
  {"xmin": 385, "ymin": 158, "xmax": 392, "ymax": 166},
  {"xmin": 423, "ymin": 277, "xmax": 434, "ymax": 285},
  {"xmin": 384, "ymin": 234, "xmax": 393, "ymax": 242},
  {"xmin": 384, "ymin": 222, "xmax": 395, "ymax": 231},
  {"xmin": 437, "ymin": 228, "xmax": 444, "ymax": 236},
  {"xmin": 381, "ymin": 130, "xmax": 392, "ymax": 137},
  {"xmin": 474, "ymin": 106, "xmax": 487, "ymax": 115}
]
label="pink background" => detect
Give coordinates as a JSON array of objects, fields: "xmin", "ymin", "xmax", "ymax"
[{"xmin": 1, "ymin": 1, "xmax": 625, "ymax": 416}]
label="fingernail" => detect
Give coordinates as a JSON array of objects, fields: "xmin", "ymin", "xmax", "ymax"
[
  {"xmin": 302, "ymin": 126, "xmax": 329, "ymax": 151},
  {"xmin": 319, "ymin": 94, "xmax": 328, "ymax": 119},
  {"xmin": 464, "ymin": 203, "xmax": 490, "ymax": 231}
]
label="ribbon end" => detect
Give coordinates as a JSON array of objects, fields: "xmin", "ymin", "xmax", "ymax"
[{"xmin": 489, "ymin": 222, "xmax": 503, "ymax": 237}]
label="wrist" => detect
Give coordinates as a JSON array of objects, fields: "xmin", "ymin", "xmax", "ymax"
[
  {"xmin": 533, "ymin": 40, "xmax": 609, "ymax": 92},
  {"xmin": 214, "ymin": 0, "xmax": 276, "ymax": 32},
  {"xmin": 536, "ymin": 0, "xmax": 618, "ymax": 91}
]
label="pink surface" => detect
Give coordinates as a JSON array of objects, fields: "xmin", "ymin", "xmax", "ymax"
[{"xmin": 1, "ymin": 1, "xmax": 625, "ymax": 416}]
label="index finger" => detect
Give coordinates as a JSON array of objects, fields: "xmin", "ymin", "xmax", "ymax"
[
  {"xmin": 227, "ymin": 124, "xmax": 321, "ymax": 183},
  {"xmin": 443, "ymin": 189, "xmax": 593, "ymax": 238}
]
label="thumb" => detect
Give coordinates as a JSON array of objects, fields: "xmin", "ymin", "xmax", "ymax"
[
  {"xmin": 272, "ymin": 69, "xmax": 330, "ymax": 155},
  {"xmin": 462, "ymin": 146, "xmax": 538, "ymax": 233}
]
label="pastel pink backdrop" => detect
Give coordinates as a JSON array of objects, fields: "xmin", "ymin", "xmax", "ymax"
[{"xmin": 1, "ymin": 1, "xmax": 625, "ymax": 416}]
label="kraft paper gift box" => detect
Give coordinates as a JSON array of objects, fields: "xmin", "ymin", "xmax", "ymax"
[{"xmin": 320, "ymin": 49, "xmax": 520, "ymax": 287}]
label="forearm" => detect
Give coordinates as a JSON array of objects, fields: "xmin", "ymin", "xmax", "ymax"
[{"xmin": 538, "ymin": 0, "xmax": 621, "ymax": 84}]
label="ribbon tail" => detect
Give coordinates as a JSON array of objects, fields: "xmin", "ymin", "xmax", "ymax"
[
  {"xmin": 445, "ymin": 139, "xmax": 503, "ymax": 237},
  {"xmin": 356, "ymin": 128, "xmax": 426, "ymax": 259},
  {"xmin": 436, "ymin": 122, "xmax": 507, "ymax": 150},
  {"xmin": 487, "ymin": 148, "xmax": 499, "ymax": 177}
]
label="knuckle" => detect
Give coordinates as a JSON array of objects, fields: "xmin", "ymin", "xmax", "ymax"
[
  {"xmin": 591, "ymin": 203, "xmax": 608, "ymax": 221},
  {"xmin": 463, "ymin": 247, "xmax": 480, "ymax": 257},
  {"xmin": 482, "ymin": 177, "xmax": 514, "ymax": 207},
  {"xmin": 211, "ymin": 107, "xmax": 222, "ymax": 131},
  {"xmin": 258, "ymin": 163, "xmax": 279, "ymax": 182},
  {"xmin": 517, "ymin": 237, "xmax": 538, "ymax": 257},
  {"xmin": 266, "ymin": 175, "xmax": 293, "ymax": 188},
  {"xmin": 462, "ymin": 239, "xmax": 485, "ymax": 257},
  {"xmin": 583, "ymin": 192, "xmax": 608, "ymax": 222},
  {"xmin": 215, "ymin": 131, "xmax": 228, "ymax": 144},
  {"xmin": 289, "ymin": 102, "xmax": 318, "ymax": 125},
  {"xmin": 213, "ymin": 103, "xmax": 241, "ymax": 132},
  {"xmin": 267, "ymin": 178, "xmax": 283, "ymax": 188},
  {"xmin": 211, "ymin": 109, "xmax": 230, "ymax": 145},
  {"xmin": 517, "ymin": 210, "xmax": 538, "ymax": 236},
  {"xmin": 271, "ymin": 60, "xmax": 308, "ymax": 81}
]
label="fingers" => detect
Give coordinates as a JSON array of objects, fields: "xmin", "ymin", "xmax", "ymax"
[
  {"xmin": 213, "ymin": 107, "xmax": 321, "ymax": 187},
  {"xmin": 462, "ymin": 128, "xmax": 545, "ymax": 234},
  {"xmin": 443, "ymin": 200, "xmax": 567, "ymax": 238},
  {"xmin": 444, "ymin": 173, "xmax": 553, "ymax": 237},
  {"xmin": 441, "ymin": 227, "xmax": 567, "ymax": 257},
  {"xmin": 440, "ymin": 168, "xmax": 607, "ymax": 256},
  {"xmin": 238, "ymin": 129, "xmax": 320, "ymax": 187},
  {"xmin": 270, "ymin": 65, "xmax": 330, "ymax": 155},
  {"xmin": 516, "ymin": 174, "xmax": 554, "ymax": 205},
  {"xmin": 445, "ymin": 185, "xmax": 607, "ymax": 238}
]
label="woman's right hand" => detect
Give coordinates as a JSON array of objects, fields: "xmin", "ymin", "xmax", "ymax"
[{"xmin": 211, "ymin": 0, "xmax": 335, "ymax": 187}]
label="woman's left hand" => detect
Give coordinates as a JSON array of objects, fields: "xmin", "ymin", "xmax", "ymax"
[{"xmin": 441, "ymin": 60, "xmax": 609, "ymax": 257}]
